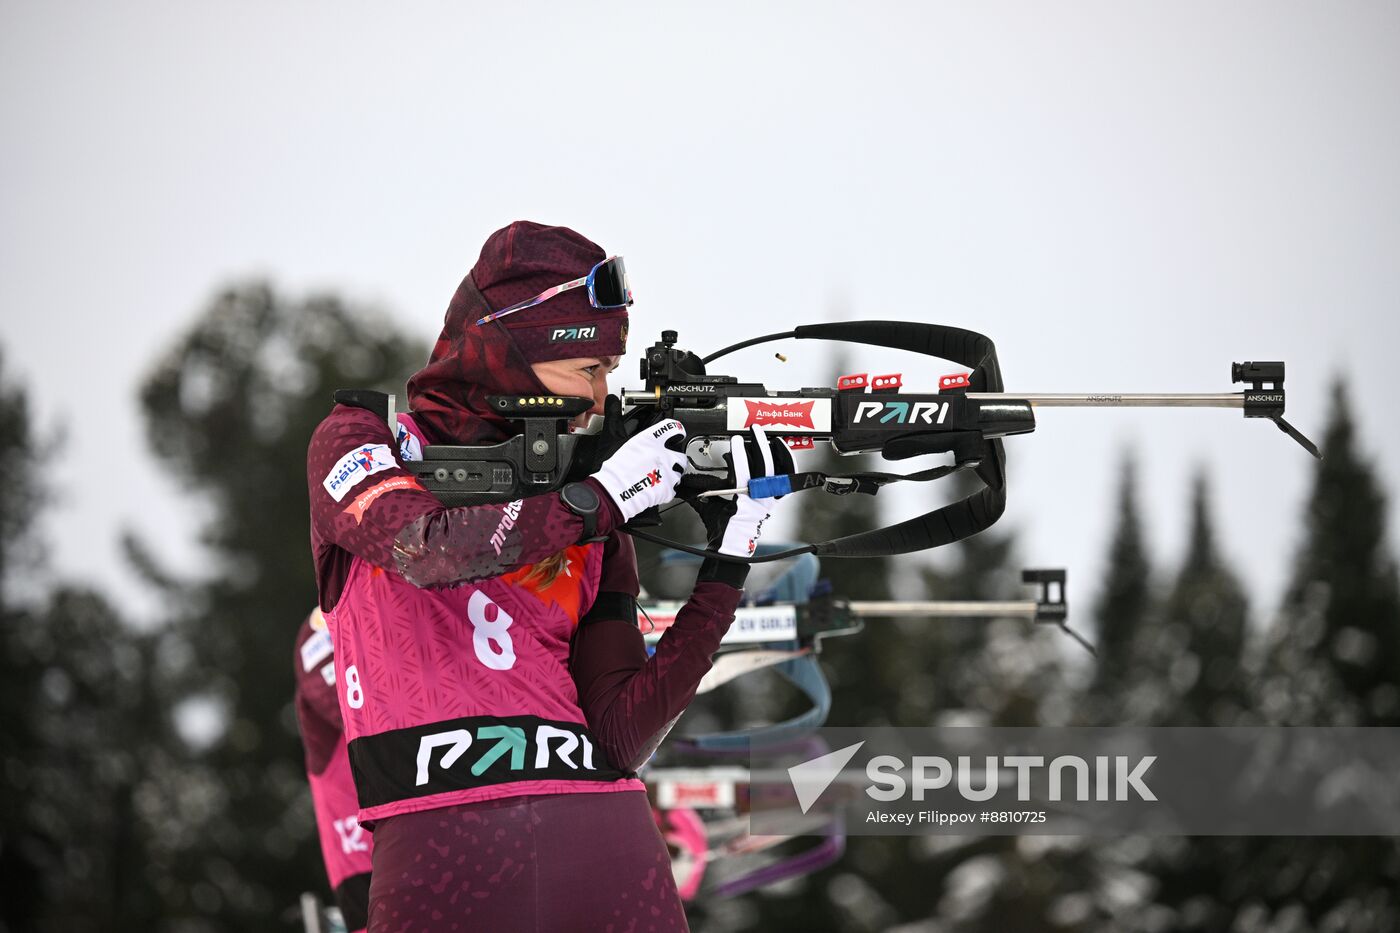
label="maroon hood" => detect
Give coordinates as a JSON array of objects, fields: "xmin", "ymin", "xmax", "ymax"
[{"xmin": 407, "ymin": 222, "xmax": 630, "ymax": 445}]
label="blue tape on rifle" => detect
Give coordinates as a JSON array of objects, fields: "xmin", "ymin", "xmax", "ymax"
[{"xmin": 747, "ymin": 474, "xmax": 793, "ymax": 499}]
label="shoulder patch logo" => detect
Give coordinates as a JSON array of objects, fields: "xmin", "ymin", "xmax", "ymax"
[{"xmin": 323, "ymin": 444, "xmax": 396, "ymax": 502}]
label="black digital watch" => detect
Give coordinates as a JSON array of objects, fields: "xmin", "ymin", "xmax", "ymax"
[{"xmin": 560, "ymin": 481, "xmax": 604, "ymax": 543}]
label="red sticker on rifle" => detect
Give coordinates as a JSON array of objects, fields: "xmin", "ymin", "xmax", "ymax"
[
  {"xmin": 727, "ymin": 398, "xmax": 831, "ymax": 432},
  {"xmin": 743, "ymin": 399, "xmax": 816, "ymax": 429},
  {"xmin": 672, "ymin": 783, "xmax": 725, "ymax": 806},
  {"xmin": 837, "ymin": 373, "xmax": 869, "ymax": 391},
  {"xmin": 939, "ymin": 372, "xmax": 971, "ymax": 391}
]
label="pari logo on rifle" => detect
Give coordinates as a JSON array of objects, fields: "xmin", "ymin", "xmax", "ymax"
[{"xmin": 852, "ymin": 400, "xmax": 952, "ymax": 426}]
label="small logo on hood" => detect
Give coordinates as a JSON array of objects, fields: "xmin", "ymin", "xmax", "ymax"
[{"xmin": 550, "ymin": 325, "xmax": 598, "ymax": 342}]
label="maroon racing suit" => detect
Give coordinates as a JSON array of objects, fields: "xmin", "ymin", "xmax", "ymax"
[{"xmin": 308, "ymin": 402, "xmax": 742, "ymax": 931}]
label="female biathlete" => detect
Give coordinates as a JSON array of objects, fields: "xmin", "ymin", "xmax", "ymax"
[
  {"xmin": 295, "ymin": 607, "xmax": 373, "ymax": 932},
  {"xmin": 306, "ymin": 221, "xmax": 787, "ymax": 931}
]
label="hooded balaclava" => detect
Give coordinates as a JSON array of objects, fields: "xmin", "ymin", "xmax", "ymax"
[{"xmin": 407, "ymin": 221, "xmax": 630, "ymax": 445}]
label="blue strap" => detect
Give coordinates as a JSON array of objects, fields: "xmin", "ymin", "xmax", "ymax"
[
  {"xmin": 664, "ymin": 548, "xmax": 832, "ymax": 750},
  {"xmin": 752, "ymin": 551, "xmax": 819, "ymax": 603},
  {"xmin": 678, "ymin": 654, "xmax": 831, "ymax": 751}
]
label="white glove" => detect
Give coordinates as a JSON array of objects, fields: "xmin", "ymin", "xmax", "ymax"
[
  {"xmin": 591, "ymin": 419, "xmax": 687, "ymax": 522},
  {"xmin": 689, "ymin": 425, "xmax": 790, "ymax": 558},
  {"xmin": 718, "ymin": 427, "xmax": 784, "ymax": 556}
]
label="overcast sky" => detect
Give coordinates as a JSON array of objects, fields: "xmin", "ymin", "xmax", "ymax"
[{"xmin": 2, "ymin": 1, "xmax": 1397, "ymax": 629}]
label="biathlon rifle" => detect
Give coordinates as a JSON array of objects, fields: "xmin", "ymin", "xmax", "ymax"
[
  {"xmin": 640, "ymin": 561, "xmax": 1073, "ymax": 898},
  {"xmin": 336, "ymin": 321, "xmax": 1318, "ymax": 562},
  {"xmin": 642, "ymin": 556, "xmax": 1077, "ymax": 751}
]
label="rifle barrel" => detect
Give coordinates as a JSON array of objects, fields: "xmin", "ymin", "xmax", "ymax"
[
  {"xmin": 624, "ymin": 390, "xmax": 1247, "ymax": 408},
  {"xmin": 967, "ymin": 392, "xmax": 1243, "ymax": 408},
  {"xmin": 845, "ymin": 600, "xmax": 1039, "ymax": 618}
]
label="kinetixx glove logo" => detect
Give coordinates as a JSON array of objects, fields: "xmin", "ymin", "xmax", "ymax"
[{"xmin": 618, "ymin": 468, "xmax": 664, "ymax": 502}]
